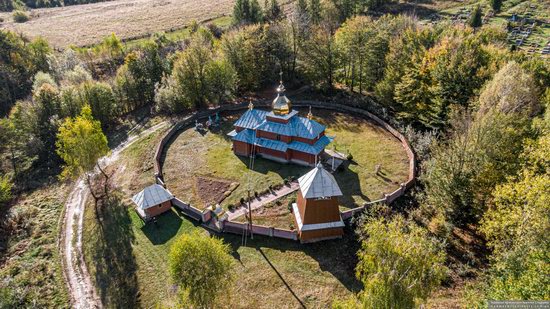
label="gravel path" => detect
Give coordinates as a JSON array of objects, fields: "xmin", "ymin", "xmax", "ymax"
[{"xmin": 60, "ymin": 120, "xmax": 168, "ymax": 308}]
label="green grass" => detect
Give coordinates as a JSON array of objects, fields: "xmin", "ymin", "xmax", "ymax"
[
  {"xmin": 83, "ymin": 197, "xmax": 201, "ymax": 308},
  {"xmin": 83, "ymin": 199, "xmax": 361, "ymax": 308},
  {"xmin": 120, "ymin": 15, "xmax": 232, "ymax": 50},
  {"xmin": 163, "ymin": 109, "xmax": 410, "ymax": 211},
  {"xmin": 0, "ymin": 184, "xmax": 70, "ymax": 307},
  {"xmin": 82, "ymin": 110, "xmax": 369, "ymax": 307}
]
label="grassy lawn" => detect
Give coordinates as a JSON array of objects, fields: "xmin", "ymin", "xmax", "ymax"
[
  {"xmin": 0, "ymin": 183, "xmax": 69, "ymax": 307},
  {"xmin": 83, "ymin": 201, "xmax": 360, "ymax": 308},
  {"xmin": 163, "ymin": 108, "xmax": 409, "ymax": 211},
  {"xmin": 82, "ymin": 111, "xmax": 365, "ymax": 308}
]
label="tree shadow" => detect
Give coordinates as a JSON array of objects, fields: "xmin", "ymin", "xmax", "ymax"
[
  {"xmin": 332, "ymin": 164, "xmax": 372, "ymax": 208},
  {"xmin": 219, "ymin": 225, "xmax": 363, "ymax": 302},
  {"xmin": 141, "ymin": 209, "xmax": 183, "ymax": 245},
  {"xmin": 90, "ymin": 195, "xmax": 139, "ymax": 307}
]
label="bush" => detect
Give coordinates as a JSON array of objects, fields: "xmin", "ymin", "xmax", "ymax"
[
  {"xmin": 0, "ymin": 175, "xmax": 13, "ymax": 206},
  {"xmin": 13, "ymin": 11, "xmax": 29, "ymax": 23},
  {"xmin": 287, "ymin": 198, "xmax": 296, "ymax": 212},
  {"xmin": 169, "ymin": 232, "xmax": 234, "ymax": 308},
  {"xmin": 239, "ymin": 197, "xmax": 245, "ymax": 205},
  {"xmin": 346, "ymin": 153, "xmax": 353, "ymax": 161}
]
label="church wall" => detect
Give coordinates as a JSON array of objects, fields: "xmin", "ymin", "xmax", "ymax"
[
  {"xmin": 258, "ymin": 147, "xmax": 288, "ymax": 160},
  {"xmin": 266, "ymin": 116, "xmax": 291, "ymax": 124},
  {"xmin": 290, "ymin": 150, "xmax": 316, "ymax": 165},
  {"xmin": 233, "ymin": 141, "xmax": 251, "ymax": 156}
]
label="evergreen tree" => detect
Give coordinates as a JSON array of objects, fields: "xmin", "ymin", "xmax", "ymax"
[
  {"xmin": 490, "ymin": 0, "xmax": 502, "ymax": 13},
  {"xmin": 309, "ymin": 0, "xmax": 322, "ymax": 24},
  {"xmin": 297, "ymin": 0, "xmax": 308, "ymax": 17},
  {"xmin": 249, "ymin": 0, "xmax": 264, "ymax": 23},
  {"xmin": 233, "ymin": 0, "xmax": 250, "ymax": 25},
  {"xmin": 264, "ymin": 0, "xmax": 282, "ymax": 21},
  {"xmin": 469, "ymin": 5, "xmax": 483, "ymax": 29}
]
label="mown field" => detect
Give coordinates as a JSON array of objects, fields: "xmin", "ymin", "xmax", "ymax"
[{"xmin": 0, "ymin": 0, "xmax": 235, "ymax": 47}]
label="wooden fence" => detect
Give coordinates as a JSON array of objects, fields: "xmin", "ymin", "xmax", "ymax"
[
  {"xmin": 152, "ymin": 100, "xmax": 417, "ymax": 238},
  {"xmin": 222, "ymin": 221, "xmax": 298, "ymax": 240}
]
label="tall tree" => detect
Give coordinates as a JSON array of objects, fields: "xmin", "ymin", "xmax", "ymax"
[
  {"xmin": 468, "ymin": 5, "xmax": 483, "ymax": 29},
  {"xmin": 490, "ymin": 0, "xmax": 502, "ymax": 13},
  {"xmin": 480, "ymin": 132, "xmax": 550, "ymax": 301},
  {"xmin": 353, "ymin": 216, "xmax": 446, "ymax": 308},
  {"xmin": 169, "ymin": 232, "xmax": 234, "ymax": 308},
  {"xmin": 56, "ymin": 105, "xmax": 110, "ymax": 209},
  {"xmin": 0, "ymin": 31, "xmax": 51, "ymax": 116},
  {"xmin": 264, "ymin": 0, "xmax": 282, "ymax": 21},
  {"xmin": 172, "ymin": 29, "xmax": 214, "ymax": 108},
  {"xmin": 309, "ymin": 0, "xmax": 322, "ymax": 24}
]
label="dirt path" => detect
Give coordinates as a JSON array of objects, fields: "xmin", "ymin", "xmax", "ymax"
[
  {"xmin": 227, "ymin": 182, "xmax": 299, "ymax": 221},
  {"xmin": 60, "ymin": 120, "xmax": 168, "ymax": 308}
]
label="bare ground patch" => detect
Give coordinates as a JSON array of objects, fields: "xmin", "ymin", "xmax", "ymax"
[{"xmin": 195, "ymin": 176, "xmax": 238, "ymax": 207}]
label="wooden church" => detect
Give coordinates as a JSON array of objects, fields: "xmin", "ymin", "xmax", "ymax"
[
  {"xmin": 292, "ymin": 163, "xmax": 345, "ymax": 243},
  {"xmin": 228, "ymin": 77, "xmax": 333, "ymax": 166}
]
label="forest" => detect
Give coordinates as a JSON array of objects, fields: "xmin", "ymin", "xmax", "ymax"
[{"xmin": 0, "ymin": 0, "xmax": 548, "ymax": 307}]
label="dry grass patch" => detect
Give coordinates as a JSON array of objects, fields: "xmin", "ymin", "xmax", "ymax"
[
  {"xmin": 234, "ymin": 193, "xmax": 297, "ymax": 230},
  {"xmin": 0, "ymin": 0, "xmax": 235, "ymax": 47}
]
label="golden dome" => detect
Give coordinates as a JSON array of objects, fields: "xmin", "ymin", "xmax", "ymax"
[{"xmin": 272, "ymin": 80, "xmax": 291, "ymax": 115}]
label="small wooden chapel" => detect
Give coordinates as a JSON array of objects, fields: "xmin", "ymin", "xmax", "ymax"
[{"xmin": 292, "ymin": 163, "xmax": 345, "ymax": 243}]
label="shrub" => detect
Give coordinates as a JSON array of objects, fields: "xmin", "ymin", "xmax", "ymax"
[
  {"xmin": 287, "ymin": 198, "xmax": 296, "ymax": 212},
  {"xmin": 346, "ymin": 153, "xmax": 354, "ymax": 161},
  {"xmin": 169, "ymin": 232, "xmax": 234, "ymax": 308},
  {"xmin": 240, "ymin": 197, "xmax": 245, "ymax": 205},
  {"xmin": 0, "ymin": 175, "xmax": 13, "ymax": 206},
  {"xmin": 228, "ymin": 204, "xmax": 235, "ymax": 211},
  {"xmin": 13, "ymin": 11, "xmax": 29, "ymax": 23}
]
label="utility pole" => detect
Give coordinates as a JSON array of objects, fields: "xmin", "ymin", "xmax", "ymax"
[{"xmin": 247, "ymin": 190, "xmax": 253, "ymax": 239}]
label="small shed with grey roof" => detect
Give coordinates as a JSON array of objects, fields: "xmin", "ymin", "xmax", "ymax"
[{"xmin": 132, "ymin": 184, "xmax": 174, "ymax": 220}]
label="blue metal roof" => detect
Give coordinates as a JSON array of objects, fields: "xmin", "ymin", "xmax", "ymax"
[
  {"xmin": 234, "ymin": 108, "xmax": 325, "ymax": 140},
  {"xmin": 288, "ymin": 135, "xmax": 332, "ymax": 155},
  {"xmin": 290, "ymin": 116, "xmax": 325, "ymax": 139},
  {"xmin": 256, "ymin": 138, "xmax": 288, "ymax": 152},
  {"xmin": 256, "ymin": 121, "xmax": 296, "ymax": 136},
  {"xmin": 234, "ymin": 109, "xmax": 269, "ymax": 130},
  {"xmin": 231, "ymin": 108, "xmax": 332, "ymax": 155},
  {"xmin": 232, "ymin": 129, "xmax": 255, "ymax": 144}
]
